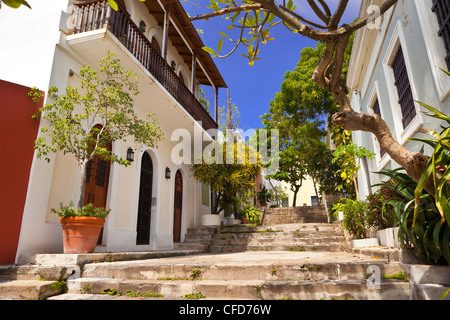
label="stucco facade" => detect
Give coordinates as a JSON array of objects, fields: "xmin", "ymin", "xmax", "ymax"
[{"xmin": 0, "ymin": 0, "xmax": 226, "ymax": 263}]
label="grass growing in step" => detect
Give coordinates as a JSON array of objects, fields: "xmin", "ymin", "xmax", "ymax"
[
  {"xmin": 183, "ymin": 292, "xmax": 206, "ymax": 299},
  {"xmin": 50, "ymin": 281, "xmax": 67, "ymax": 291},
  {"xmin": 290, "ymin": 247, "xmax": 306, "ymax": 251},
  {"xmin": 382, "ymin": 271, "xmax": 409, "ymax": 282},
  {"xmin": 101, "ymin": 288, "xmax": 164, "ymax": 298},
  {"xmin": 221, "ymin": 226, "xmax": 281, "ymax": 233}
]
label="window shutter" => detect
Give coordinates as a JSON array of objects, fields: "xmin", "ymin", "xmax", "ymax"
[
  {"xmin": 391, "ymin": 46, "xmax": 416, "ymax": 129},
  {"xmin": 432, "ymin": 0, "xmax": 450, "ymax": 70}
]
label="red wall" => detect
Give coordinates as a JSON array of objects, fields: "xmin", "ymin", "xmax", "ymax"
[{"xmin": 0, "ymin": 80, "xmax": 43, "ymax": 265}]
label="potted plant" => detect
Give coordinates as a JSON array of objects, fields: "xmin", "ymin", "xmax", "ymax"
[
  {"xmin": 192, "ymin": 140, "xmax": 261, "ymax": 226},
  {"xmin": 257, "ymin": 186, "xmax": 271, "ymax": 207},
  {"xmin": 52, "ymin": 202, "xmax": 110, "ymax": 254},
  {"xmin": 244, "ymin": 206, "xmax": 262, "ymax": 225},
  {"xmin": 31, "ymin": 52, "xmax": 163, "ymax": 253}
]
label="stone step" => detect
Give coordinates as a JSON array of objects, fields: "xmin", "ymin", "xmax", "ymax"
[
  {"xmin": 62, "ymin": 277, "xmax": 411, "ymax": 300},
  {"xmin": 0, "ymin": 279, "xmax": 65, "ymax": 300},
  {"xmin": 211, "ymin": 236, "xmax": 346, "ymax": 246},
  {"xmin": 79, "ymin": 252, "xmax": 403, "ymax": 282},
  {"xmin": 209, "ymin": 243, "xmax": 347, "ymax": 254},
  {"xmin": 215, "ymin": 230, "xmax": 344, "ymax": 240},
  {"xmin": 218, "ymin": 223, "xmax": 342, "ymax": 234}
]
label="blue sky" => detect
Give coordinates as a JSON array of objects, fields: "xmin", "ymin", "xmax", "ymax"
[{"xmin": 183, "ymin": 1, "xmax": 361, "ymax": 131}]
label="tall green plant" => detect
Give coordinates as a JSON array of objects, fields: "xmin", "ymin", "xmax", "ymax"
[
  {"xmin": 376, "ymin": 169, "xmax": 450, "ymax": 265},
  {"xmin": 408, "ymin": 102, "xmax": 450, "ymax": 228}
]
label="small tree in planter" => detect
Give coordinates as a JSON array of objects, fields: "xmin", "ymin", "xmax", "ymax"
[
  {"xmin": 192, "ymin": 141, "xmax": 261, "ymax": 217},
  {"xmin": 32, "ymin": 51, "xmax": 163, "ymax": 252}
]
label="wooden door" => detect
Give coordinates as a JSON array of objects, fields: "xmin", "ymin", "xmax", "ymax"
[
  {"xmin": 173, "ymin": 170, "xmax": 183, "ymax": 242},
  {"xmin": 136, "ymin": 152, "xmax": 153, "ymax": 245},
  {"xmin": 84, "ymin": 127, "xmax": 111, "ymax": 244}
]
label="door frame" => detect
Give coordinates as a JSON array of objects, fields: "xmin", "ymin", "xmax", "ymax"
[
  {"xmin": 136, "ymin": 151, "xmax": 154, "ymax": 245},
  {"xmin": 170, "ymin": 165, "xmax": 187, "ymax": 243},
  {"xmin": 132, "ymin": 148, "xmax": 161, "ymax": 249}
]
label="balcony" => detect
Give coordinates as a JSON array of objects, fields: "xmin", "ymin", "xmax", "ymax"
[{"xmin": 70, "ymin": 0, "xmax": 220, "ymax": 132}]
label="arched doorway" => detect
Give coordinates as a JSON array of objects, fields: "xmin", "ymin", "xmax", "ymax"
[
  {"xmin": 173, "ymin": 170, "xmax": 183, "ymax": 242},
  {"xmin": 136, "ymin": 152, "xmax": 153, "ymax": 245},
  {"xmin": 84, "ymin": 125, "xmax": 112, "ymax": 244}
]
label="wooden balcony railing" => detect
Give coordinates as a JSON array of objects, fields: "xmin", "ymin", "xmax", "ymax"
[{"xmin": 71, "ymin": 0, "xmax": 218, "ymax": 131}]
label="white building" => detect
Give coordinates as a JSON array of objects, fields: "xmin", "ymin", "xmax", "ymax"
[
  {"xmin": 0, "ymin": 0, "xmax": 228, "ymax": 263},
  {"xmin": 347, "ymin": 0, "xmax": 450, "ymax": 200}
]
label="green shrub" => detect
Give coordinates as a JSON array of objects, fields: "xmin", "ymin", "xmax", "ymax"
[
  {"xmin": 244, "ymin": 206, "xmax": 262, "ymax": 225},
  {"xmin": 332, "ymin": 199, "xmax": 368, "ymax": 239},
  {"xmin": 51, "ymin": 201, "xmax": 110, "ymax": 218},
  {"xmin": 365, "ymin": 183, "xmax": 398, "ymax": 230}
]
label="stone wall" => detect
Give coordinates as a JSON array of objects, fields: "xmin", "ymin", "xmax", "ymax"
[{"xmin": 261, "ymin": 205, "xmax": 328, "ymax": 225}]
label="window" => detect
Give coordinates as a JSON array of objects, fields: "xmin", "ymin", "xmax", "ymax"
[
  {"xmin": 311, "ymin": 196, "xmax": 319, "ymax": 206},
  {"xmin": 432, "ymin": 0, "xmax": 450, "ymax": 70},
  {"xmin": 391, "ymin": 46, "xmax": 416, "ymax": 129},
  {"xmin": 371, "ymin": 99, "xmax": 386, "ymax": 158}
]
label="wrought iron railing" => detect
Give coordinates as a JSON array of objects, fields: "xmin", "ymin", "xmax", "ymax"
[{"xmin": 71, "ymin": 0, "xmax": 217, "ymax": 131}]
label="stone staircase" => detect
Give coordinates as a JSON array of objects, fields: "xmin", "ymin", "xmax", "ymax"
[
  {"xmin": 2, "ymin": 220, "xmax": 447, "ymax": 300},
  {"xmin": 206, "ymin": 223, "xmax": 347, "ymax": 254},
  {"xmin": 50, "ymin": 250, "xmax": 411, "ymax": 300}
]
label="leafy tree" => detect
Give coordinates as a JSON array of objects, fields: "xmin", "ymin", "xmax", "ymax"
[
  {"xmin": 181, "ymin": 0, "xmax": 442, "ymax": 199},
  {"xmin": 260, "ymin": 37, "xmax": 354, "ymax": 204},
  {"xmin": 332, "ymin": 143, "xmax": 375, "ymax": 201},
  {"xmin": 191, "ymin": 141, "xmax": 261, "ymax": 215},
  {"xmin": 32, "ymin": 51, "xmax": 164, "ymax": 209}
]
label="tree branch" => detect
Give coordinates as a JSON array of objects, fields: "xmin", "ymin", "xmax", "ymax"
[{"xmin": 188, "ymin": 3, "xmax": 262, "ymax": 21}]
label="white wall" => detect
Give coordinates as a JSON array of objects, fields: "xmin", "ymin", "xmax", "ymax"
[{"xmin": 348, "ymin": 0, "xmax": 450, "ymax": 200}]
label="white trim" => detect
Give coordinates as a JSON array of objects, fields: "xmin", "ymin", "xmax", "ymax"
[
  {"xmin": 382, "ymin": 20, "xmax": 423, "ymax": 146},
  {"xmin": 367, "ymin": 82, "xmax": 391, "ymax": 171},
  {"xmin": 414, "ymin": 0, "xmax": 450, "ymax": 101},
  {"xmin": 170, "ymin": 165, "xmax": 188, "ymax": 243},
  {"xmin": 133, "ymin": 148, "xmax": 162, "ymax": 250}
]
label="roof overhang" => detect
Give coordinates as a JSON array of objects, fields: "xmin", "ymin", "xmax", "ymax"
[{"xmin": 145, "ymin": 0, "xmax": 227, "ymax": 89}]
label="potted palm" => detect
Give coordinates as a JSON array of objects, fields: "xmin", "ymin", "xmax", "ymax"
[{"xmin": 32, "ymin": 52, "xmax": 163, "ymax": 253}]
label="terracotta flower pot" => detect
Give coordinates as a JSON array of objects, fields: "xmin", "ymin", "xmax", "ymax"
[{"xmin": 60, "ymin": 216, "xmax": 105, "ymax": 254}]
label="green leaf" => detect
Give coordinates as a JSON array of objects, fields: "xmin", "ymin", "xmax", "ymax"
[
  {"xmin": 108, "ymin": 0, "xmax": 119, "ymax": 11},
  {"xmin": 441, "ymin": 287, "xmax": 450, "ymax": 300},
  {"xmin": 3, "ymin": 0, "xmax": 31, "ymax": 9},
  {"xmin": 202, "ymin": 47, "xmax": 216, "ymax": 55},
  {"xmin": 217, "ymin": 38, "xmax": 224, "ymax": 54},
  {"xmin": 416, "ymin": 100, "xmax": 450, "ymax": 125}
]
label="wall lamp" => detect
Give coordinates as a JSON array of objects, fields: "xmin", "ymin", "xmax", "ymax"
[
  {"xmin": 165, "ymin": 167, "xmax": 171, "ymax": 179},
  {"xmin": 126, "ymin": 147, "xmax": 135, "ymax": 162}
]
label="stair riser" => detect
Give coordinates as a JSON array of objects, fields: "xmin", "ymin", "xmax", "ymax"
[
  {"xmin": 67, "ymin": 278, "xmax": 411, "ymax": 300},
  {"xmin": 261, "ymin": 281, "xmax": 412, "ymax": 300},
  {"xmin": 0, "ymin": 281, "xmax": 64, "ymax": 300},
  {"xmin": 68, "ymin": 279, "xmax": 263, "ymax": 299},
  {"xmin": 81, "ymin": 261, "xmax": 402, "ymax": 282},
  {"xmin": 215, "ymin": 232, "xmax": 344, "ymax": 241},
  {"xmin": 209, "ymin": 244, "xmax": 346, "ymax": 253},
  {"xmin": 211, "ymin": 237, "xmax": 346, "ymax": 246}
]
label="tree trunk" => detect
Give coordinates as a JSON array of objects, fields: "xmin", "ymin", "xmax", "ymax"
[
  {"xmin": 77, "ymin": 160, "xmax": 88, "ymax": 209},
  {"xmin": 353, "ymin": 176, "xmax": 360, "ymax": 201},
  {"xmin": 292, "ymin": 184, "xmax": 300, "ymax": 207},
  {"xmin": 331, "ymin": 110, "xmax": 433, "ymax": 196},
  {"xmin": 310, "ymin": 34, "xmax": 434, "ymax": 196}
]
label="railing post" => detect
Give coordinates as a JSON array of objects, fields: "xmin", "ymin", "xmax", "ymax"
[{"xmin": 104, "ymin": 0, "xmax": 112, "ymax": 30}]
